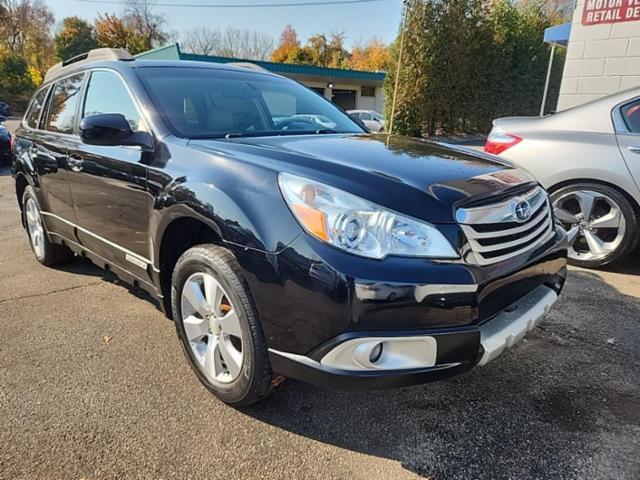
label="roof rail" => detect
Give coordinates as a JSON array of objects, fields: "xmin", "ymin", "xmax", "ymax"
[{"xmin": 44, "ymin": 48, "xmax": 133, "ymax": 83}]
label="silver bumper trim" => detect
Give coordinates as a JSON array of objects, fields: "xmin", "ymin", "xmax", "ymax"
[{"xmin": 478, "ymin": 284, "xmax": 558, "ymax": 366}]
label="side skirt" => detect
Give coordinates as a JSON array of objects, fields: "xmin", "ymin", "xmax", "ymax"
[{"xmin": 48, "ymin": 231, "xmax": 163, "ymax": 304}]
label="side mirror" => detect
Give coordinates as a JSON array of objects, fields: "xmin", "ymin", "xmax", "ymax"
[
  {"xmin": 0, "ymin": 115, "xmax": 6, "ymax": 123},
  {"xmin": 80, "ymin": 113, "xmax": 153, "ymax": 149}
]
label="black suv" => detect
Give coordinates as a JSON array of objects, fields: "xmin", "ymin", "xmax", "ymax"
[{"xmin": 13, "ymin": 49, "xmax": 567, "ymax": 405}]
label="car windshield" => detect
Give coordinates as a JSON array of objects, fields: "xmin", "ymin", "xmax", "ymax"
[{"xmin": 137, "ymin": 66, "xmax": 365, "ymax": 139}]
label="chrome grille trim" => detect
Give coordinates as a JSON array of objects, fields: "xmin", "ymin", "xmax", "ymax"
[
  {"xmin": 455, "ymin": 186, "xmax": 546, "ymax": 225},
  {"xmin": 457, "ymin": 186, "xmax": 555, "ymax": 265}
]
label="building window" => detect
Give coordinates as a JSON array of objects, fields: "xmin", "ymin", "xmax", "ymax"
[{"xmin": 361, "ymin": 86, "xmax": 375, "ymax": 97}]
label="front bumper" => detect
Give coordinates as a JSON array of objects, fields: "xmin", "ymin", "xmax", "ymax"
[
  {"xmin": 227, "ymin": 222, "xmax": 567, "ymax": 389},
  {"xmin": 268, "ymin": 282, "xmax": 560, "ymax": 390}
]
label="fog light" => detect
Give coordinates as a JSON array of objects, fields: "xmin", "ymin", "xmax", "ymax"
[{"xmin": 369, "ymin": 342, "xmax": 383, "ymax": 363}]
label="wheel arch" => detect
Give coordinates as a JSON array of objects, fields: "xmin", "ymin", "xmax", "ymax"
[
  {"xmin": 15, "ymin": 172, "xmax": 29, "ymax": 206},
  {"xmin": 547, "ymin": 178, "xmax": 640, "ymax": 217},
  {"xmin": 156, "ymin": 210, "xmax": 225, "ymax": 318}
]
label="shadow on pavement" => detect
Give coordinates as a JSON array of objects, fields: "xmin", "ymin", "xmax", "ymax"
[
  {"xmin": 0, "ymin": 165, "xmax": 11, "ymax": 177},
  {"xmin": 54, "ymin": 256, "xmax": 161, "ymax": 311},
  {"xmin": 242, "ymin": 269, "xmax": 640, "ymax": 479},
  {"xmin": 595, "ymin": 245, "xmax": 640, "ymax": 275}
]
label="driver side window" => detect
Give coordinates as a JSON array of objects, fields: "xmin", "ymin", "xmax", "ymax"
[{"xmin": 83, "ymin": 70, "xmax": 147, "ymax": 132}]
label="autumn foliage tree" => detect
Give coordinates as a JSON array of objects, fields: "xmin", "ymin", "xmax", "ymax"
[
  {"xmin": 271, "ymin": 26, "xmax": 381, "ymax": 69},
  {"xmin": 270, "ymin": 25, "xmax": 302, "ymax": 63},
  {"xmin": 54, "ymin": 16, "xmax": 98, "ymax": 61},
  {"xmin": 349, "ymin": 38, "xmax": 390, "ymax": 71}
]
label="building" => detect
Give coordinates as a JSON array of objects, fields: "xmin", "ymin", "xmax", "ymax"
[
  {"xmin": 556, "ymin": 0, "xmax": 640, "ymax": 111},
  {"xmin": 136, "ymin": 43, "xmax": 386, "ymax": 113}
]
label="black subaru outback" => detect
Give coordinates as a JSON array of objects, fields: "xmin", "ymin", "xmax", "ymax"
[{"xmin": 13, "ymin": 49, "xmax": 567, "ymax": 405}]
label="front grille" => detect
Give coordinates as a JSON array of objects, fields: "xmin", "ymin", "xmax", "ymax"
[{"xmin": 456, "ymin": 186, "xmax": 555, "ymax": 265}]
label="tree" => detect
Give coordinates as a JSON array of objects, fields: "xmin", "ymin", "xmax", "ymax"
[
  {"xmin": 54, "ymin": 16, "xmax": 97, "ymax": 61},
  {"xmin": 384, "ymin": 0, "xmax": 565, "ymax": 136},
  {"xmin": 183, "ymin": 26, "xmax": 221, "ymax": 56},
  {"xmin": 349, "ymin": 38, "xmax": 390, "ymax": 71},
  {"xmin": 182, "ymin": 26, "xmax": 274, "ymax": 60},
  {"xmin": 218, "ymin": 27, "xmax": 274, "ymax": 60},
  {"xmin": 122, "ymin": 0, "xmax": 168, "ymax": 52},
  {"xmin": 271, "ymin": 25, "xmax": 302, "ymax": 63},
  {"xmin": 0, "ymin": 0, "xmax": 55, "ymax": 80},
  {"xmin": 95, "ymin": 12, "xmax": 150, "ymax": 54},
  {"xmin": 0, "ymin": 51, "xmax": 35, "ymax": 110}
]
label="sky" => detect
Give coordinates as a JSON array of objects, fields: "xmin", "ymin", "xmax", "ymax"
[{"xmin": 45, "ymin": 0, "xmax": 404, "ymax": 49}]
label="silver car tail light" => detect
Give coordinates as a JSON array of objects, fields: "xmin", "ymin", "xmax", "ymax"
[{"xmin": 456, "ymin": 186, "xmax": 555, "ymax": 265}]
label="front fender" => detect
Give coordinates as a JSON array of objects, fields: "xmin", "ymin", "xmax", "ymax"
[{"xmin": 151, "ymin": 176, "xmax": 302, "ymax": 267}]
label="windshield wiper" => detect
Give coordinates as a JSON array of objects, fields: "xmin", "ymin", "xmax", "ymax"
[
  {"xmin": 217, "ymin": 129, "xmax": 344, "ymax": 140},
  {"xmin": 224, "ymin": 132, "xmax": 264, "ymax": 139},
  {"xmin": 313, "ymin": 129, "xmax": 339, "ymax": 134}
]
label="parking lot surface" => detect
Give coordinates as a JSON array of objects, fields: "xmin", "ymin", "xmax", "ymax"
[{"xmin": 0, "ymin": 120, "xmax": 639, "ymax": 479}]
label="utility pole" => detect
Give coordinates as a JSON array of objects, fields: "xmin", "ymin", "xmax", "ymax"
[
  {"xmin": 388, "ymin": 0, "xmax": 409, "ymax": 135},
  {"xmin": 540, "ymin": 43, "xmax": 556, "ymax": 117}
]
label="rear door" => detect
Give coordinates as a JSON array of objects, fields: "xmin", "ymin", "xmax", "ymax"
[
  {"xmin": 616, "ymin": 97, "xmax": 640, "ymax": 189},
  {"xmin": 67, "ymin": 69, "xmax": 153, "ymax": 278},
  {"xmin": 30, "ymin": 73, "xmax": 85, "ymax": 240}
]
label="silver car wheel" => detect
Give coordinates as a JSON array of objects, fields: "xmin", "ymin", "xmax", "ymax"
[
  {"xmin": 25, "ymin": 198, "xmax": 45, "ymax": 260},
  {"xmin": 181, "ymin": 272, "xmax": 244, "ymax": 385},
  {"xmin": 553, "ymin": 190, "xmax": 626, "ymax": 262}
]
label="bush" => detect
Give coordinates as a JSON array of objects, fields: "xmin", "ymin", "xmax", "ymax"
[{"xmin": 384, "ymin": 0, "xmax": 565, "ymax": 136}]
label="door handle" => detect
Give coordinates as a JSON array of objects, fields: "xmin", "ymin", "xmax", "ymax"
[
  {"xmin": 628, "ymin": 146, "xmax": 640, "ymax": 155},
  {"xmin": 67, "ymin": 155, "xmax": 84, "ymax": 172}
]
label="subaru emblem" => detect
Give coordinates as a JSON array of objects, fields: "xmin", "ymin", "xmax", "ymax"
[{"xmin": 514, "ymin": 201, "xmax": 531, "ymax": 222}]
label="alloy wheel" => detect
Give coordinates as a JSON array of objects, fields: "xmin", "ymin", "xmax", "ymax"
[
  {"xmin": 25, "ymin": 198, "xmax": 45, "ymax": 259},
  {"xmin": 180, "ymin": 272, "xmax": 244, "ymax": 385},
  {"xmin": 553, "ymin": 190, "xmax": 626, "ymax": 263}
]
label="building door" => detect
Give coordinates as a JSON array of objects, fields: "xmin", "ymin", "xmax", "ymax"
[{"xmin": 331, "ymin": 89, "xmax": 356, "ymax": 110}]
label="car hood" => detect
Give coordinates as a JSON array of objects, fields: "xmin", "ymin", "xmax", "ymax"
[{"xmin": 188, "ymin": 134, "xmax": 537, "ymax": 224}]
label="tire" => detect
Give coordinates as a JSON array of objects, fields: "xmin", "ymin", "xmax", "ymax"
[
  {"xmin": 171, "ymin": 244, "xmax": 274, "ymax": 406},
  {"xmin": 22, "ymin": 186, "xmax": 74, "ymax": 267},
  {"xmin": 551, "ymin": 182, "xmax": 639, "ymax": 269}
]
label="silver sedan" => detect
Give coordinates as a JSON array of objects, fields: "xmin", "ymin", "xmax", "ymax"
[{"xmin": 486, "ymin": 88, "xmax": 640, "ymax": 268}]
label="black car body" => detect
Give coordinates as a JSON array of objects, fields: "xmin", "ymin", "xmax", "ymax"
[{"xmin": 12, "ymin": 49, "xmax": 567, "ymax": 405}]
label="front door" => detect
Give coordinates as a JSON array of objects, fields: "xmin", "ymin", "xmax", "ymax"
[
  {"xmin": 34, "ymin": 73, "xmax": 86, "ymax": 240},
  {"xmin": 67, "ymin": 69, "xmax": 153, "ymax": 279}
]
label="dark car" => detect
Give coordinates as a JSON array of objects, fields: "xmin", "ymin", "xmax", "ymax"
[
  {"xmin": 13, "ymin": 49, "xmax": 567, "ymax": 406},
  {"xmin": 0, "ymin": 101, "xmax": 10, "ymax": 117},
  {"xmin": 0, "ymin": 115, "xmax": 12, "ymax": 165}
]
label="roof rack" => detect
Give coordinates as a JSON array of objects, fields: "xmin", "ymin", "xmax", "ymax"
[
  {"xmin": 44, "ymin": 48, "xmax": 133, "ymax": 83},
  {"xmin": 226, "ymin": 62, "xmax": 269, "ymax": 73}
]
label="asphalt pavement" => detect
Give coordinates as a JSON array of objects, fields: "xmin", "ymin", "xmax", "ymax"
[{"xmin": 0, "ymin": 119, "xmax": 638, "ymax": 479}]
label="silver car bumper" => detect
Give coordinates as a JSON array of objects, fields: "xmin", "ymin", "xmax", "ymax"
[{"xmin": 478, "ymin": 284, "xmax": 558, "ymax": 366}]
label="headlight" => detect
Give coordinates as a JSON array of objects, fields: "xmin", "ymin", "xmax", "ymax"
[{"xmin": 278, "ymin": 173, "xmax": 458, "ymax": 259}]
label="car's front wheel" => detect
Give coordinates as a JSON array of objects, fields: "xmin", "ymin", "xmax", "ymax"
[
  {"xmin": 171, "ymin": 244, "xmax": 274, "ymax": 406},
  {"xmin": 551, "ymin": 183, "xmax": 638, "ymax": 268}
]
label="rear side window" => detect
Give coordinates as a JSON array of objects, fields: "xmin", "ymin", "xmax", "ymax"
[
  {"xmin": 24, "ymin": 87, "xmax": 49, "ymax": 129},
  {"xmin": 621, "ymin": 100, "xmax": 640, "ymax": 133},
  {"xmin": 83, "ymin": 70, "xmax": 145, "ymax": 131},
  {"xmin": 46, "ymin": 73, "xmax": 84, "ymax": 134}
]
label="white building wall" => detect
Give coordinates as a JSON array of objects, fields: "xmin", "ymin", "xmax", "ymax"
[{"xmin": 557, "ymin": 0, "xmax": 640, "ymax": 111}]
